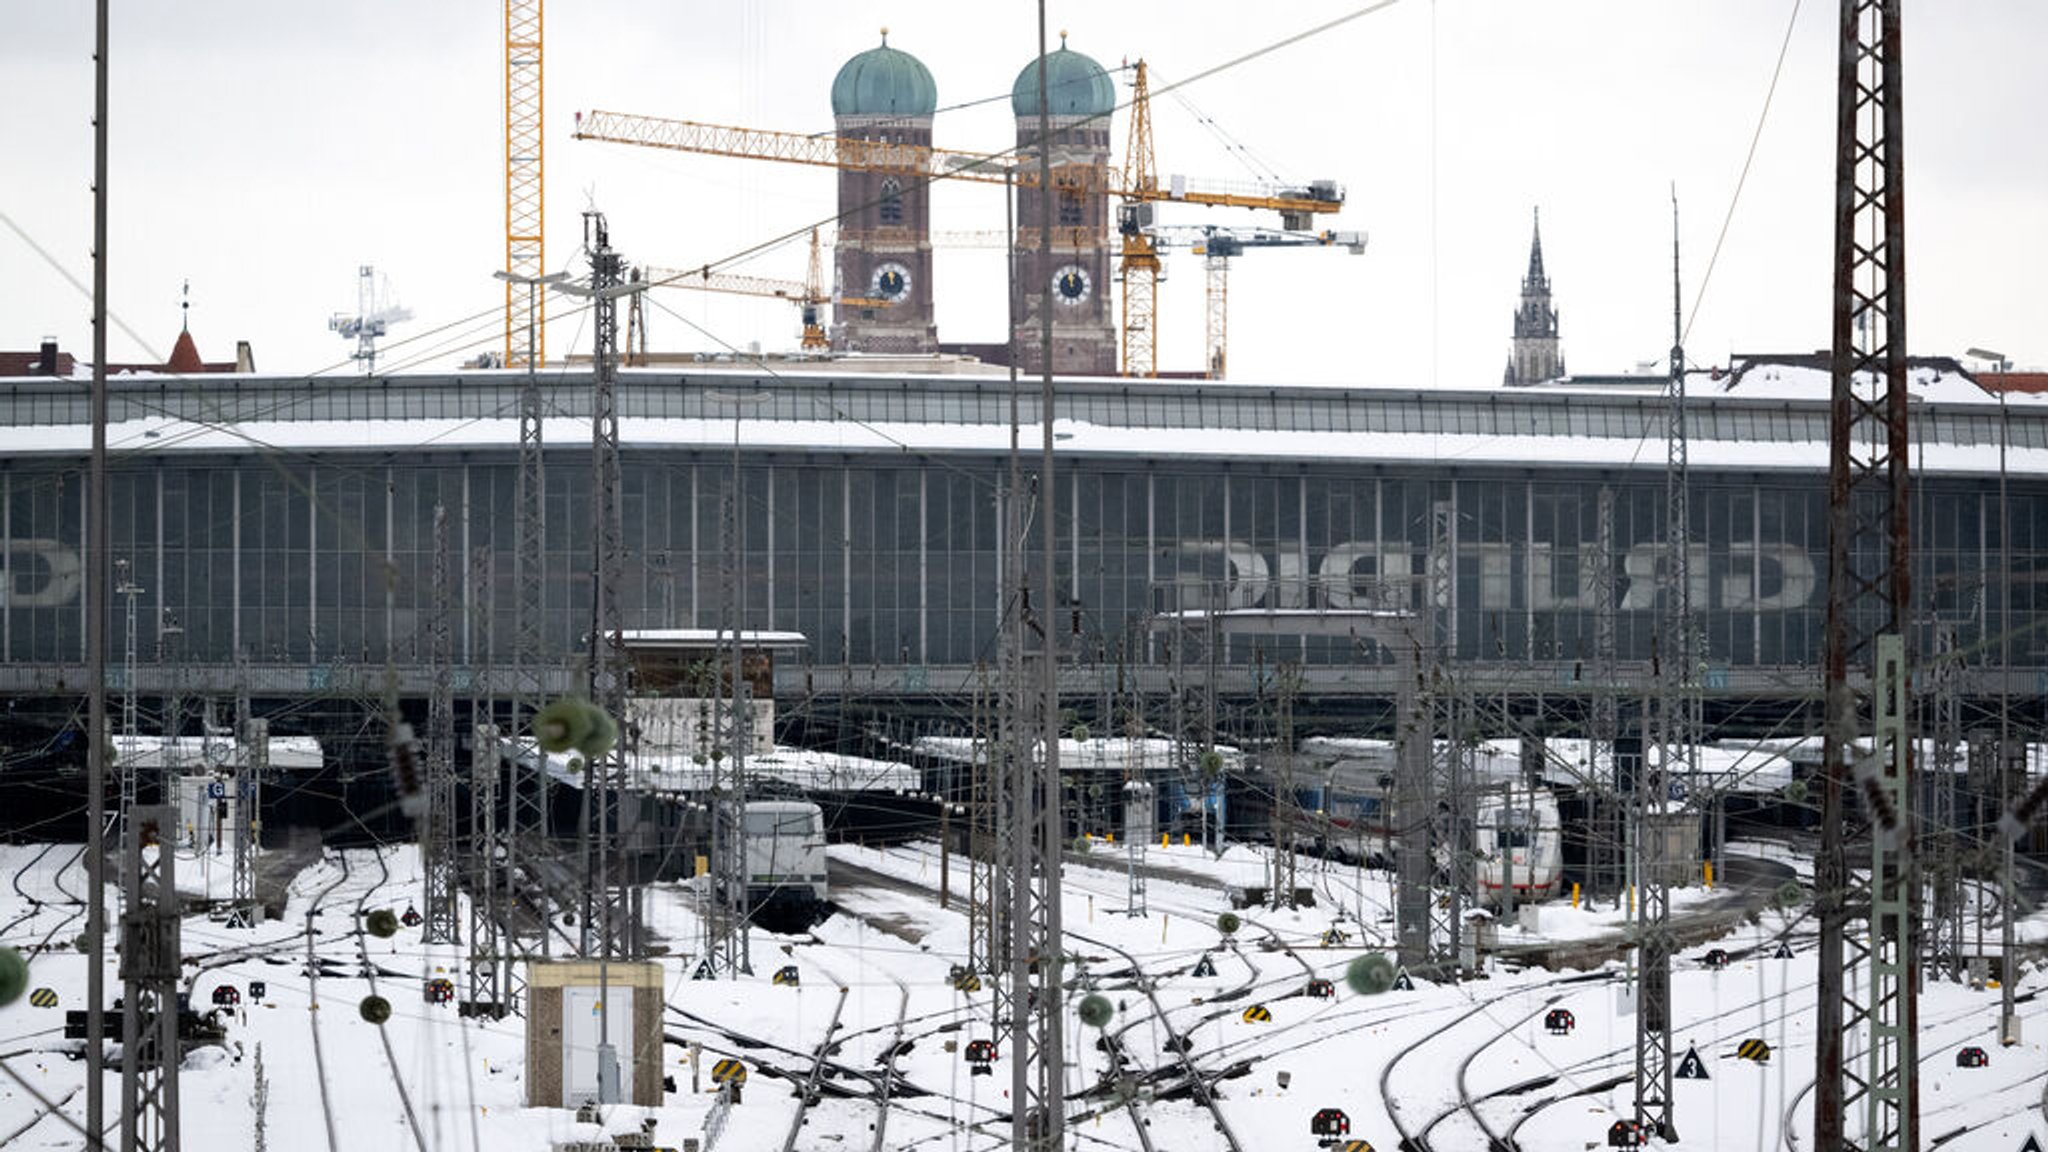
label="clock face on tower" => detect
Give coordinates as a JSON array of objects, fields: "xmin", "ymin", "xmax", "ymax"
[
  {"xmin": 870, "ymin": 261, "xmax": 912, "ymax": 303},
  {"xmin": 1052, "ymin": 264, "xmax": 1092, "ymax": 307}
]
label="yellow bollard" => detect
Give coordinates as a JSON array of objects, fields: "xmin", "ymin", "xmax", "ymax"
[
  {"xmin": 1106, "ymin": 832, "xmax": 1115, "ymax": 844},
  {"xmin": 1704, "ymin": 861, "xmax": 1714, "ymax": 890},
  {"xmin": 1571, "ymin": 882, "xmax": 1580, "ymax": 909},
  {"xmin": 1161, "ymin": 833, "xmax": 1169, "ymax": 848},
  {"xmin": 1182, "ymin": 833, "xmax": 1191, "ymax": 847},
  {"xmin": 1629, "ymin": 885, "xmax": 1636, "ymax": 915}
]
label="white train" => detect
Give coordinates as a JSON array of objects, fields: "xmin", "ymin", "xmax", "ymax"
[
  {"xmin": 742, "ymin": 800, "xmax": 829, "ymax": 922},
  {"xmin": 1473, "ymin": 786, "xmax": 1563, "ymax": 906}
]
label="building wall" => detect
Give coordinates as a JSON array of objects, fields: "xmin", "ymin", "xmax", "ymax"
[{"xmin": 8, "ymin": 453, "xmax": 2042, "ymax": 675}]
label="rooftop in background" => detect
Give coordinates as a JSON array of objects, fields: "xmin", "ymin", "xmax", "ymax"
[
  {"xmin": 1978, "ymin": 371, "xmax": 2048, "ymax": 394},
  {"xmin": 0, "ymin": 334, "xmax": 255, "ymax": 378}
]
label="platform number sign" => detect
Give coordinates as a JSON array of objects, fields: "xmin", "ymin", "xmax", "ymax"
[
  {"xmin": 1191, "ymin": 953, "xmax": 1217, "ymax": 978},
  {"xmin": 1676, "ymin": 1044, "xmax": 1709, "ymax": 1080}
]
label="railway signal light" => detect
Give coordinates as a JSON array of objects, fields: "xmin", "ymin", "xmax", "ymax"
[
  {"xmin": 1311, "ymin": 1107, "xmax": 1351, "ymax": 1138},
  {"xmin": 359, "ymin": 995, "xmax": 391, "ymax": 1024},
  {"xmin": 1956, "ymin": 1046, "xmax": 1989, "ymax": 1068},
  {"xmin": 965, "ymin": 1038, "xmax": 997, "ymax": 1075},
  {"xmin": 1544, "ymin": 1008, "xmax": 1576, "ymax": 1035},
  {"xmin": 1608, "ymin": 1118, "xmax": 1650, "ymax": 1146}
]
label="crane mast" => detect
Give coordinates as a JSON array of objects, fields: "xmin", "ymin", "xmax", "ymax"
[
  {"xmin": 1118, "ymin": 62, "xmax": 1163, "ymax": 378},
  {"xmin": 504, "ymin": 0, "xmax": 546, "ymax": 367}
]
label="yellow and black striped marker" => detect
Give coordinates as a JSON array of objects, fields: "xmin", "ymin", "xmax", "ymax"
[
  {"xmin": 771, "ymin": 965, "xmax": 800, "ymax": 987},
  {"xmin": 712, "ymin": 1058, "xmax": 747, "ymax": 1085},
  {"xmin": 1338, "ymin": 1142, "xmax": 1376, "ymax": 1152},
  {"xmin": 28, "ymin": 988, "xmax": 56, "ymax": 1008},
  {"xmin": 1736, "ymin": 1038, "xmax": 1771, "ymax": 1063},
  {"xmin": 1241, "ymin": 1004, "xmax": 1271, "ymax": 1024},
  {"xmin": 953, "ymin": 971, "xmax": 982, "ymax": 993}
]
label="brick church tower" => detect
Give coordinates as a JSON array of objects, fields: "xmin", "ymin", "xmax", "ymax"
[
  {"xmin": 1009, "ymin": 37, "xmax": 1117, "ymax": 376},
  {"xmin": 830, "ymin": 33, "xmax": 939, "ymax": 355}
]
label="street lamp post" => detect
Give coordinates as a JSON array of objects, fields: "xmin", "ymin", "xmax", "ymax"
[
  {"xmin": 705, "ymin": 389, "xmax": 769, "ymax": 981},
  {"xmin": 1966, "ymin": 347, "xmax": 2020, "ymax": 1045}
]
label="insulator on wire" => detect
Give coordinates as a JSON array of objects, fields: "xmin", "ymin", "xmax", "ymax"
[
  {"xmin": 388, "ymin": 721, "xmax": 426, "ymax": 819},
  {"xmin": 1859, "ymin": 772, "xmax": 1900, "ymax": 850}
]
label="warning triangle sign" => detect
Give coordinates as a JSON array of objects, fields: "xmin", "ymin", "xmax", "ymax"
[
  {"xmin": 1676, "ymin": 1045, "xmax": 1709, "ymax": 1080},
  {"xmin": 1192, "ymin": 954, "xmax": 1217, "ymax": 978},
  {"xmin": 1391, "ymin": 967, "xmax": 1415, "ymax": 991},
  {"xmin": 1773, "ymin": 942, "xmax": 1794, "ymax": 960},
  {"xmin": 693, "ymin": 959, "xmax": 715, "ymax": 981},
  {"xmin": 2018, "ymin": 1135, "xmax": 2043, "ymax": 1152}
]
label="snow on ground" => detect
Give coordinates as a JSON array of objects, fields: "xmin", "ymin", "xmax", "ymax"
[{"xmin": 0, "ymin": 837, "xmax": 2041, "ymax": 1151}]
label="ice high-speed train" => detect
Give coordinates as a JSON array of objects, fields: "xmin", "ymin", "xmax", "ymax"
[{"xmin": 1473, "ymin": 787, "xmax": 1563, "ymax": 905}]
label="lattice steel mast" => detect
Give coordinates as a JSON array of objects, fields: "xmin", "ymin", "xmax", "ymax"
[
  {"xmin": 229, "ymin": 718, "xmax": 265, "ymax": 929},
  {"xmin": 1010, "ymin": 15, "xmax": 1066, "ymax": 1145},
  {"xmin": 120, "ymin": 806, "xmax": 181, "ymax": 1152},
  {"xmin": 566, "ymin": 211, "xmax": 636, "ymax": 961},
  {"xmin": 506, "ymin": 271, "xmax": 553, "ymax": 978},
  {"xmin": 1635, "ymin": 191, "xmax": 1689, "ymax": 1143},
  {"xmin": 467, "ymin": 542, "xmax": 507, "ymax": 1015},
  {"xmin": 422, "ymin": 504, "xmax": 461, "ymax": 945},
  {"xmin": 1815, "ymin": 2, "xmax": 1919, "ymax": 1148},
  {"xmin": 1591, "ymin": 486, "xmax": 1620, "ymax": 906}
]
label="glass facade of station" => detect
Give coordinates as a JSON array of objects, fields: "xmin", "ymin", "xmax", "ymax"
[{"xmin": 3, "ymin": 451, "xmax": 2038, "ymax": 677}]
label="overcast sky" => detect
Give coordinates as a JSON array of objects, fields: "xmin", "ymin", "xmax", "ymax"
[{"xmin": 4, "ymin": 2, "xmax": 2044, "ymax": 386}]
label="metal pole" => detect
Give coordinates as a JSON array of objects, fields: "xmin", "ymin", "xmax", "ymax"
[{"xmin": 86, "ymin": 1, "xmax": 111, "ymax": 1142}]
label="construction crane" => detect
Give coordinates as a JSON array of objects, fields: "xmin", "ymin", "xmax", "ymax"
[
  {"xmin": 328, "ymin": 264, "xmax": 413, "ymax": 374},
  {"xmin": 503, "ymin": 0, "xmax": 545, "ymax": 367},
  {"xmin": 630, "ymin": 230, "xmax": 888, "ymax": 353},
  {"xmin": 572, "ymin": 71, "xmax": 1346, "ymax": 374},
  {"xmin": 1145, "ymin": 225, "xmax": 1365, "ymax": 379}
]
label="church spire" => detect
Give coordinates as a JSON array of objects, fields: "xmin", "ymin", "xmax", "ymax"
[
  {"xmin": 1505, "ymin": 208, "xmax": 1562, "ymax": 385},
  {"xmin": 1524, "ymin": 208, "xmax": 1547, "ymax": 289}
]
